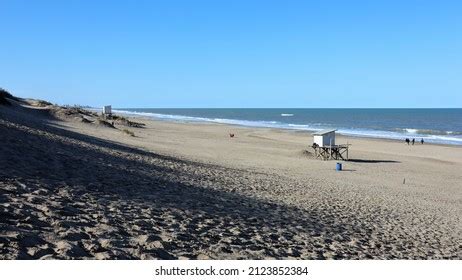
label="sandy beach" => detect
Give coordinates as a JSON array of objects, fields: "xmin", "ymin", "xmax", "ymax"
[{"xmin": 1, "ymin": 97, "xmax": 461, "ymax": 259}]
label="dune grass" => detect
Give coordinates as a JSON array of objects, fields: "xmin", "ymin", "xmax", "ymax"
[
  {"xmin": 0, "ymin": 88, "xmax": 13, "ymax": 105},
  {"xmin": 122, "ymin": 129, "xmax": 135, "ymax": 137}
]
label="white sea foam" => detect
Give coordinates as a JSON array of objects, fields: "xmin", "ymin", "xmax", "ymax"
[
  {"xmin": 112, "ymin": 109, "xmax": 462, "ymax": 145},
  {"xmin": 404, "ymin": 128, "xmax": 419, "ymax": 134}
]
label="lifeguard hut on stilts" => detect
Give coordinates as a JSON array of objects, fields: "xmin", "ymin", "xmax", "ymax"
[{"xmin": 312, "ymin": 129, "xmax": 350, "ymax": 160}]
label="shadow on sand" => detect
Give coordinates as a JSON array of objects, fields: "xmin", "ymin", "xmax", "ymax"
[
  {"xmin": 1, "ymin": 105, "xmax": 370, "ymax": 260},
  {"xmin": 348, "ymin": 159, "xmax": 400, "ymax": 164}
]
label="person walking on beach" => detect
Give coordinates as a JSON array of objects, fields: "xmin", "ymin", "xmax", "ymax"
[
  {"xmin": 412, "ymin": 138, "xmax": 415, "ymax": 145},
  {"xmin": 421, "ymin": 138, "xmax": 424, "ymax": 145},
  {"xmin": 405, "ymin": 138, "xmax": 410, "ymax": 145}
]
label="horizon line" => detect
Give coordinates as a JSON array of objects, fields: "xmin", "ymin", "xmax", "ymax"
[{"xmin": 109, "ymin": 107, "xmax": 462, "ymax": 110}]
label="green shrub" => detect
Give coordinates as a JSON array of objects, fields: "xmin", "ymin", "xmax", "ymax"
[
  {"xmin": 36, "ymin": 100, "xmax": 53, "ymax": 107},
  {"xmin": 97, "ymin": 119, "xmax": 115, "ymax": 128},
  {"xmin": 0, "ymin": 88, "xmax": 13, "ymax": 105},
  {"xmin": 122, "ymin": 129, "xmax": 135, "ymax": 137}
]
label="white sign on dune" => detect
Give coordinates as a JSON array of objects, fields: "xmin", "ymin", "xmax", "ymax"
[{"xmin": 103, "ymin": 105, "xmax": 112, "ymax": 115}]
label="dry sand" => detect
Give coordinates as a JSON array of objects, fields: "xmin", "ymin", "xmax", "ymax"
[{"xmin": 1, "ymin": 99, "xmax": 461, "ymax": 259}]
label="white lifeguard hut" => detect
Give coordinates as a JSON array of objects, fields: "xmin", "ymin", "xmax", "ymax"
[
  {"xmin": 312, "ymin": 129, "xmax": 349, "ymax": 160},
  {"xmin": 102, "ymin": 105, "xmax": 112, "ymax": 116},
  {"xmin": 313, "ymin": 129, "xmax": 337, "ymax": 147}
]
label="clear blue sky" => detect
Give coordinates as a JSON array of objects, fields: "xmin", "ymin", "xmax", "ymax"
[{"xmin": 1, "ymin": 0, "xmax": 461, "ymax": 108}]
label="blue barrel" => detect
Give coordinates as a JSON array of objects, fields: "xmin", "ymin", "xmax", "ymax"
[{"xmin": 336, "ymin": 162, "xmax": 342, "ymax": 171}]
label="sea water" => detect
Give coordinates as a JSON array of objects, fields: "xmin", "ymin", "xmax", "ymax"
[{"xmin": 114, "ymin": 108, "xmax": 462, "ymax": 145}]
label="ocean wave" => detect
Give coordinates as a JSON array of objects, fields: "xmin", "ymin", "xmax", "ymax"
[
  {"xmin": 337, "ymin": 129, "xmax": 462, "ymax": 144},
  {"xmin": 112, "ymin": 110, "xmax": 288, "ymax": 128},
  {"xmin": 112, "ymin": 109, "xmax": 462, "ymax": 145},
  {"xmin": 398, "ymin": 128, "xmax": 462, "ymax": 136},
  {"xmin": 281, "ymin": 113, "xmax": 294, "ymax": 117}
]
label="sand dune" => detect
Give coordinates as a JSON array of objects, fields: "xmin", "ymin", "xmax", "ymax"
[{"xmin": 1, "ymin": 99, "xmax": 461, "ymax": 259}]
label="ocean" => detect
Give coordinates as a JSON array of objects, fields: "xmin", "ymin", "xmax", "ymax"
[{"xmin": 114, "ymin": 108, "xmax": 462, "ymax": 145}]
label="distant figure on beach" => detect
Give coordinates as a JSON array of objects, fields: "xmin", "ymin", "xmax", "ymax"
[
  {"xmin": 412, "ymin": 138, "xmax": 415, "ymax": 145},
  {"xmin": 421, "ymin": 138, "xmax": 424, "ymax": 145},
  {"xmin": 405, "ymin": 138, "xmax": 410, "ymax": 145},
  {"xmin": 229, "ymin": 133, "xmax": 235, "ymax": 138}
]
